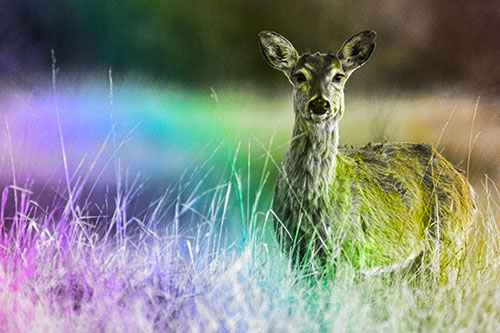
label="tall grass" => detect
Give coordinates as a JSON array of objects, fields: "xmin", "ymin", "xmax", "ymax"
[
  {"xmin": 1, "ymin": 129, "xmax": 500, "ymax": 332},
  {"xmin": 1, "ymin": 73, "xmax": 500, "ymax": 331}
]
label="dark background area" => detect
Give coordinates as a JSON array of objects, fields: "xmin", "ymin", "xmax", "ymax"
[{"xmin": 1, "ymin": 0, "xmax": 500, "ymax": 94}]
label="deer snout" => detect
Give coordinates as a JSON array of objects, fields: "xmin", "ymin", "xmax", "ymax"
[{"xmin": 308, "ymin": 97, "xmax": 330, "ymax": 115}]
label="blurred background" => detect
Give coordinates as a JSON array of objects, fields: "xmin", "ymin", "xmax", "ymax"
[
  {"xmin": 2, "ymin": 0, "xmax": 500, "ymax": 93},
  {"xmin": 0, "ymin": 0, "xmax": 499, "ymax": 212}
]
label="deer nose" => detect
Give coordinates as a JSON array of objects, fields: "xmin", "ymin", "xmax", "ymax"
[{"xmin": 308, "ymin": 97, "xmax": 330, "ymax": 115}]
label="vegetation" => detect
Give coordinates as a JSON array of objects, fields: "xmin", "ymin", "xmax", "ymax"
[
  {"xmin": 0, "ymin": 135, "xmax": 500, "ymax": 331},
  {"xmin": 0, "ymin": 76, "xmax": 499, "ymax": 331}
]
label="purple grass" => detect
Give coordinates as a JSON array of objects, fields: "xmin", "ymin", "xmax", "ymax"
[{"xmin": 0, "ymin": 70, "xmax": 499, "ymax": 331}]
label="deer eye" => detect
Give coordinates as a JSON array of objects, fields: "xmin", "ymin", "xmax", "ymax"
[
  {"xmin": 293, "ymin": 73, "xmax": 307, "ymax": 83},
  {"xmin": 333, "ymin": 74, "xmax": 345, "ymax": 83}
]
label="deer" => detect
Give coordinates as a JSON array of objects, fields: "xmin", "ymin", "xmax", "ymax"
[{"xmin": 258, "ymin": 30, "xmax": 476, "ymax": 278}]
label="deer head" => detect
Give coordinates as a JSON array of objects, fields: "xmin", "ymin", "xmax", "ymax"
[{"xmin": 258, "ymin": 30, "xmax": 376, "ymax": 126}]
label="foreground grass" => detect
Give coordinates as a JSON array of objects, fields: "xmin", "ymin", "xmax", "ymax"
[
  {"xmin": 1, "ymin": 147, "xmax": 500, "ymax": 333},
  {"xmin": 1, "ymin": 78, "xmax": 500, "ymax": 331}
]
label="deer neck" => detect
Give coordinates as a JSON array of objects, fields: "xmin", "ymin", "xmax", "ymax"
[{"xmin": 282, "ymin": 114, "xmax": 340, "ymax": 207}]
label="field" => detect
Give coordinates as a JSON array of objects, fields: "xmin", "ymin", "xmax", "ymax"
[{"xmin": 1, "ymin": 76, "xmax": 500, "ymax": 331}]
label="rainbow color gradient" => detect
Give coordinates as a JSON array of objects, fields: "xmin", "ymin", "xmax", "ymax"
[{"xmin": 0, "ymin": 71, "xmax": 499, "ymax": 331}]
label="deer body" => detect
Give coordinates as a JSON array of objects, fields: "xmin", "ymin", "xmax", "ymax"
[{"xmin": 259, "ymin": 30, "xmax": 475, "ymax": 273}]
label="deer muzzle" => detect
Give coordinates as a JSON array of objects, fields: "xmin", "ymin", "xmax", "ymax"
[{"xmin": 308, "ymin": 97, "xmax": 330, "ymax": 116}]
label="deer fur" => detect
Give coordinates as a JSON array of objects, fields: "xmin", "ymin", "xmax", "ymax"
[{"xmin": 258, "ymin": 30, "xmax": 476, "ymax": 275}]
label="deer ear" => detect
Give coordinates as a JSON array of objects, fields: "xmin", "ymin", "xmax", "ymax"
[
  {"xmin": 258, "ymin": 31, "xmax": 298, "ymax": 74},
  {"xmin": 337, "ymin": 30, "xmax": 376, "ymax": 73}
]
